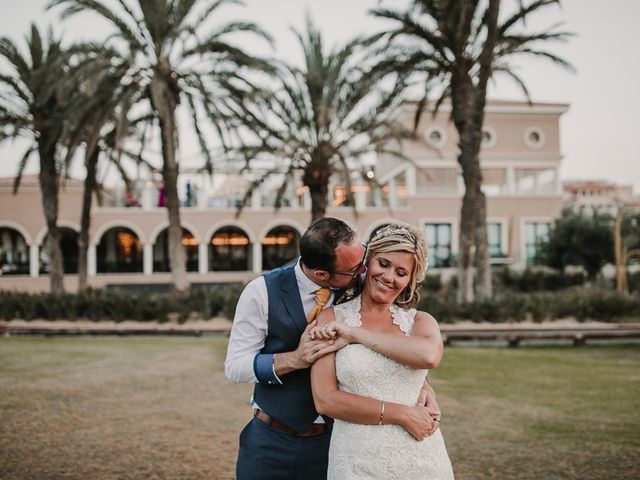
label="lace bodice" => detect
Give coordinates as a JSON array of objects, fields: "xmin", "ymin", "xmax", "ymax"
[
  {"xmin": 328, "ymin": 297, "xmax": 454, "ymax": 480},
  {"xmin": 333, "ymin": 296, "xmax": 426, "ymax": 404}
]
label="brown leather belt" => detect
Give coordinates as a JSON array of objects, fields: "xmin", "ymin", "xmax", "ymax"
[{"xmin": 253, "ymin": 409, "xmax": 327, "ymax": 437}]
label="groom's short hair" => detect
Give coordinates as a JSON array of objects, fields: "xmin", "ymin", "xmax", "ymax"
[{"xmin": 300, "ymin": 217, "xmax": 355, "ymax": 271}]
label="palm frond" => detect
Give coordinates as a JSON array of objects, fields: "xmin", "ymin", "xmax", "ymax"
[{"xmin": 12, "ymin": 145, "xmax": 37, "ymax": 194}]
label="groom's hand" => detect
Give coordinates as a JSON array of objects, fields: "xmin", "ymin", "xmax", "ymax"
[
  {"xmin": 294, "ymin": 321, "xmax": 338, "ymax": 368},
  {"xmin": 417, "ymin": 378, "xmax": 441, "ymax": 434}
]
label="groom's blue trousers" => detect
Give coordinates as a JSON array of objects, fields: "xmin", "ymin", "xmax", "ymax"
[{"xmin": 236, "ymin": 417, "xmax": 332, "ymax": 480}]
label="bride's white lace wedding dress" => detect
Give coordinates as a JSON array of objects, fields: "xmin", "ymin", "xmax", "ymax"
[{"xmin": 328, "ymin": 297, "xmax": 455, "ymax": 480}]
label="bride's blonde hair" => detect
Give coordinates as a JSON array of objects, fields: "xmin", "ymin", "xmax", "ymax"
[{"xmin": 366, "ymin": 223, "xmax": 428, "ymax": 309}]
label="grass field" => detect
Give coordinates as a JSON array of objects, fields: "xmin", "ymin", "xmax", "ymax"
[{"xmin": 0, "ymin": 337, "xmax": 638, "ymax": 480}]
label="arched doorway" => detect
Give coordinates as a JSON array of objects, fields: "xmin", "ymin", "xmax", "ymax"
[
  {"xmin": 209, "ymin": 226, "xmax": 251, "ymax": 271},
  {"xmin": 96, "ymin": 227, "xmax": 143, "ymax": 273},
  {"xmin": 153, "ymin": 228, "xmax": 199, "ymax": 272},
  {"xmin": 0, "ymin": 227, "xmax": 29, "ymax": 275},
  {"xmin": 39, "ymin": 227, "xmax": 79, "ymax": 274},
  {"xmin": 262, "ymin": 226, "xmax": 300, "ymax": 271}
]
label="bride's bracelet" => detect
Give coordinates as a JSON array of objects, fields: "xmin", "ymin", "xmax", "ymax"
[{"xmin": 378, "ymin": 400, "xmax": 385, "ymax": 425}]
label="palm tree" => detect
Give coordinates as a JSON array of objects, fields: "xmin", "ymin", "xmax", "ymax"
[
  {"xmin": 370, "ymin": 0, "xmax": 573, "ymax": 302},
  {"xmin": 61, "ymin": 52, "xmax": 144, "ymax": 290},
  {"xmin": 231, "ymin": 16, "xmax": 411, "ymax": 222},
  {"xmin": 49, "ymin": 0, "xmax": 273, "ymax": 292},
  {"xmin": 0, "ymin": 25, "xmax": 78, "ymax": 294}
]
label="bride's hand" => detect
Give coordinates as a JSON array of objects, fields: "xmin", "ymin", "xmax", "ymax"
[
  {"xmin": 310, "ymin": 321, "xmax": 355, "ymax": 343},
  {"xmin": 402, "ymin": 405, "xmax": 439, "ymax": 441}
]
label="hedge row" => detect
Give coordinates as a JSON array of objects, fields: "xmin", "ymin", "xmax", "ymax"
[
  {"xmin": 0, "ymin": 284, "xmax": 244, "ymax": 322},
  {"xmin": 416, "ymin": 287, "xmax": 640, "ymax": 323},
  {"xmin": 1, "ymin": 283, "xmax": 638, "ymax": 324},
  {"xmin": 424, "ymin": 269, "xmax": 640, "ymax": 294}
]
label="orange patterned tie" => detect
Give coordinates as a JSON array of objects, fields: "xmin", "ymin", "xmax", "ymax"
[{"xmin": 306, "ymin": 288, "xmax": 331, "ymax": 323}]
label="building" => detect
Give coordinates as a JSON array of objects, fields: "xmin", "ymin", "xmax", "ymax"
[
  {"xmin": 563, "ymin": 180, "xmax": 638, "ymax": 214},
  {"xmin": 0, "ymin": 100, "xmax": 568, "ymax": 292}
]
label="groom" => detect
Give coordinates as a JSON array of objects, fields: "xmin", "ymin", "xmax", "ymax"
[{"xmin": 225, "ymin": 217, "xmax": 440, "ymax": 480}]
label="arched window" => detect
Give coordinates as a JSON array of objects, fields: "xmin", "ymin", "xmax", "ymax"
[
  {"xmin": 0, "ymin": 227, "xmax": 29, "ymax": 275},
  {"xmin": 209, "ymin": 226, "xmax": 251, "ymax": 271},
  {"xmin": 262, "ymin": 226, "xmax": 300, "ymax": 271},
  {"xmin": 97, "ymin": 227, "xmax": 143, "ymax": 273},
  {"xmin": 153, "ymin": 228, "xmax": 199, "ymax": 272},
  {"xmin": 40, "ymin": 227, "xmax": 79, "ymax": 274}
]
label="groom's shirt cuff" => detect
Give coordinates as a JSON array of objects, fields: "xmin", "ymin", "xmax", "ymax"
[{"xmin": 253, "ymin": 353, "xmax": 283, "ymax": 385}]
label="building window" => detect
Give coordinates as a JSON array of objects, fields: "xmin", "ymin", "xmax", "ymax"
[
  {"xmin": 481, "ymin": 168, "xmax": 507, "ymax": 195},
  {"xmin": 40, "ymin": 227, "xmax": 79, "ymax": 274},
  {"xmin": 524, "ymin": 127, "xmax": 545, "ymax": 149},
  {"xmin": 0, "ymin": 227, "xmax": 29, "ymax": 275},
  {"xmin": 424, "ymin": 126, "xmax": 446, "ymax": 148},
  {"xmin": 416, "ymin": 168, "xmax": 458, "ymax": 194},
  {"xmin": 97, "ymin": 227, "xmax": 143, "ymax": 273},
  {"xmin": 425, "ymin": 223, "xmax": 452, "ymax": 268},
  {"xmin": 393, "ymin": 171, "xmax": 408, "ymax": 207},
  {"xmin": 525, "ymin": 222, "xmax": 550, "ymax": 265},
  {"xmin": 488, "ymin": 223, "xmax": 504, "ymax": 258},
  {"xmin": 262, "ymin": 226, "xmax": 300, "ymax": 271},
  {"xmin": 153, "ymin": 228, "xmax": 199, "ymax": 272},
  {"xmin": 210, "ymin": 226, "xmax": 251, "ymax": 271}
]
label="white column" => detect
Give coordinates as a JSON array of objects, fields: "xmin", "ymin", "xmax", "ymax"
[
  {"xmin": 251, "ymin": 188, "xmax": 261, "ymax": 210},
  {"xmin": 252, "ymin": 241, "xmax": 262, "ymax": 273},
  {"xmin": 29, "ymin": 244, "xmax": 39, "ymax": 277},
  {"xmin": 355, "ymin": 186, "xmax": 367, "ymax": 210},
  {"xmin": 406, "ymin": 167, "xmax": 416, "ymax": 196},
  {"xmin": 197, "ymin": 185, "xmax": 207, "ymax": 211},
  {"xmin": 198, "ymin": 243, "xmax": 208, "ymax": 274},
  {"xmin": 142, "ymin": 181, "xmax": 153, "ymax": 210},
  {"xmin": 143, "ymin": 244, "xmax": 153, "ymax": 275},
  {"xmin": 388, "ymin": 179, "xmax": 397, "ymax": 209},
  {"xmin": 303, "ymin": 189, "xmax": 311, "ymax": 210},
  {"xmin": 88, "ymin": 244, "xmax": 97, "ymax": 277}
]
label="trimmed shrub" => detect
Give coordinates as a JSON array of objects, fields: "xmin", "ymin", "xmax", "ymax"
[
  {"xmin": 0, "ymin": 284, "xmax": 246, "ymax": 322},
  {"xmin": 2, "ymin": 282, "xmax": 638, "ymax": 324},
  {"xmin": 495, "ymin": 267, "xmax": 586, "ymax": 292}
]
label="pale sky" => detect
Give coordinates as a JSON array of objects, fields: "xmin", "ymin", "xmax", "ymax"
[{"xmin": 1, "ymin": 0, "xmax": 639, "ymax": 192}]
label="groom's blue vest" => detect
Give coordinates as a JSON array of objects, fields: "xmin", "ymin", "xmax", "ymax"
[{"xmin": 252, "ymin": 265, "xmax": 326, "ymax": 432}]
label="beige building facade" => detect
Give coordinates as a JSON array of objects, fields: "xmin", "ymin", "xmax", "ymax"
[{"xmin": 0, "ymin": 100, "xmax": 568, "ymax": 292}]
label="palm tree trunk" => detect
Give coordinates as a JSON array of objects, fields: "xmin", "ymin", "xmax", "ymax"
[
  {"xmin": 470, "ymin": 0, "xmax": 499, "ymax": 301},
  {"xmin": 457, "ymin": 166, "xmax": 479, "ymax": 304},
  {"xmin": 451, "ymin": 79, "xmax": 481, "ymax": 303},
  {"xmin": 474, "ymin": 192, "xmax": 492, "ymax": 299},
  {"xmin": 78, "ymin": 147, "xmax": 99, "ymax": 291},
  {"xmin": 38, "ymin": 135, "xmax": 64, "ymax": 294},
  {"xmin": 303, "ymin": 150, "xmax": 331, "ymax": 222},
  {"xmin": 150, "ymin": 75, "xmax": 188, "ymax": 292}
]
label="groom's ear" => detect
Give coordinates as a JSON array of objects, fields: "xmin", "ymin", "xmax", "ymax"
[{"xmin": 313, "ymin": 269, "xmax": 331, "ymax": 283}]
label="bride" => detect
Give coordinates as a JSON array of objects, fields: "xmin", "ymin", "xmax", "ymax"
[{"xmin": 310, "ymin": 223, "xmax": 454, "ymax": 479}]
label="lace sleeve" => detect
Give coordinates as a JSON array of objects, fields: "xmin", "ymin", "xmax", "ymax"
[
  {"xmin": 333, "ymin": 297, "xmax": 363, "ymax": 327},
  {"xmin": 390, "ymin": 305, "xmax": 417, "ymax": 336}
]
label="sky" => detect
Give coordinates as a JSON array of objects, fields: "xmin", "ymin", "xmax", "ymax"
[{"xmin": 1, "ymin": 0, "xmax": 639, "ymax": 193}]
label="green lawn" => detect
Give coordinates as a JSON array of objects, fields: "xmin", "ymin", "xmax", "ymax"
[{"xmin": 0, "ymin": 337, "xmax": 638, "ymax": 480}]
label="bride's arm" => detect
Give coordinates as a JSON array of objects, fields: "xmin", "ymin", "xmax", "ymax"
[
  {"xmin": 311, "ymin": 311, "xmax": 444, "ymax": 370},
  {"xmin": 310, "ymin": 340, "xmax": 437, "ymax": 440}
]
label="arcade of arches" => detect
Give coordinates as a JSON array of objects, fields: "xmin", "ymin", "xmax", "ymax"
[{"xmin": 0, "ymin": 224, "xmax": 302, "ymax": 277}]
